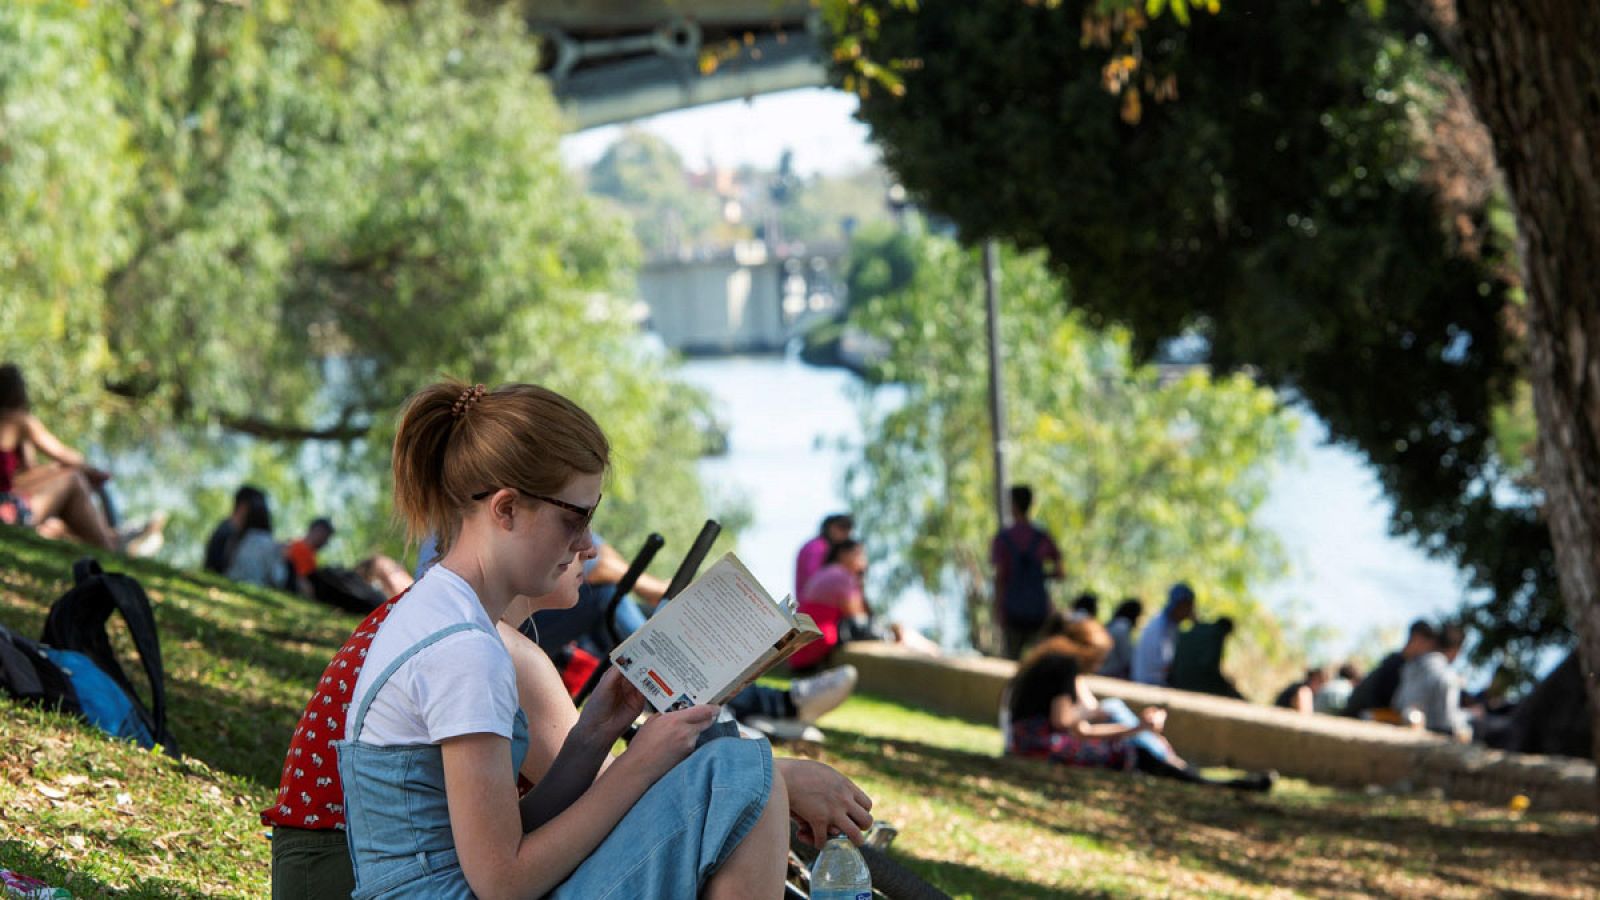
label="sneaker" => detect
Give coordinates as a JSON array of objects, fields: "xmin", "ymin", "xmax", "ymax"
[
  {"xmin": 1234, "ymin": 770, "xmax": 1277, "ymax": 793},
  {"xmin": 118, "ymin": 512, "xmax": 167, "ymax": 558},
  {"xmin": 741, "ymin": 716, "xmax": 825, "ymax": 744},
  {"xmin": 790, "ymin": 665, "xmax": 858, "ymax": 723}
]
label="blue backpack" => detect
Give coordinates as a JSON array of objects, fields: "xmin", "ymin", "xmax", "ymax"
[
  {"xmin": 0, "ymin": 559, "xmax": 175, "ymax": 751},
  {"xmin": 41, "ymin": 647, "xmax": 156, "ymax": 747}
]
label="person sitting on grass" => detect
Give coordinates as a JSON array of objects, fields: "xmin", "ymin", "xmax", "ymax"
[
  {"xmin": 1098, "ymin": 598, "xmax": 1143, "ymax": 679},
  {"xmin": 1274, "ymin": 667, "xmax": 1331, "ymax": 716},
  {"xmin": 796, "ymin": 512, "xmax": 853, "ymax": 601},
  {"xmin": 224, "ymin": 490, "xmax": 288, "ymax": 589},
  {"xmin": 0, "ymin": 362, "xmax": 148, "ymax": 552},
  {"xmin": 1393, "ymin": 622, "xmax": 1473, "ymax": 740},
  {"xmin": 283, "ymin": 517, "xmax": 336, "ymax": 598},
  {"xmin": 1345, "ymin": 619, "xmax": 1437, "ymax": 721},
  {"xmin": 204, "ymin": 484, "xmax": 267, "ymax": 574},
  {"xmin": 1131, "ymin": 583, "xmax": 1196, "ymax": 686},
  {"xmin": 1314, "ymin": 662, "xmax": 1362, "ymax": 715},
  {"xmin": 1006, "ymin": 611, "xmax": 1274, "ymax": 792}
]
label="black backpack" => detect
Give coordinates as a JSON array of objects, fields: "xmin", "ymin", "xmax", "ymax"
[
  {"xmin": 998, "ymin": 528, "xmax": 1052, "ymax": 628},
  {"xmin": 0, "ymin": 623, "xmax": 81, "ymax": 716},
  {"xmin": 309, "ymin": 566, "xmax": 386, "ymax": 614},
  {"xmin": 38, "ymin": 558, "xmax": 178, "ymax": 752}
]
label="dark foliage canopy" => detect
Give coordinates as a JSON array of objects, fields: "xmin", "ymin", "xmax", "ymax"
[{"xmin": 836, "ymin": 0, "xmax": 1563, "ymax": 682}]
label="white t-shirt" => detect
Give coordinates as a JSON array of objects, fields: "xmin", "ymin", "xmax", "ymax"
[{"xmin": 346, "ymin": 565, "xmax": 517, "ymax": 746}]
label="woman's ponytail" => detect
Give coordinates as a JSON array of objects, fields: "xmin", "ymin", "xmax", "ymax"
[
  {"xmin": 392, "ymin": 381, "xmax": 468, "ymax": 550},
  {"xmin": 391, "ymin": 379, "xmax": 609, "ymax": 555}
]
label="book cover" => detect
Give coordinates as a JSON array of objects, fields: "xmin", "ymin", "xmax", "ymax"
[{"xmin": 609, "ymin": 552, "xmax": 821, "ymax": 713}]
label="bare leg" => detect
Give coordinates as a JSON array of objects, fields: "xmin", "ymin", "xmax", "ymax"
[
  {"xmin": 890, "ymin": 623, "xmax": 942, "ymax": 656},
  {"xmin": 362, "ymin": 554, "xmax": 414, "ymax": 597},
  {"xmin": 703, "ymin": 763, "xmax": 789, "ymax": 900},
  {"xmin": 15, "ymin": 465, "xmax": 116, "ymax": 550}
]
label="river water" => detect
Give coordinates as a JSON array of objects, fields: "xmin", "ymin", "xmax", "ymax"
[{"xmin": 678, "ymin": 354, "xmax": 1468, "ymax": 659}]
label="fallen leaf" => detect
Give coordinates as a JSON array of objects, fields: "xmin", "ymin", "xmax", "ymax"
[
  {"xmin": 35, "ymin": 784, "xmax": 67, "ymax": 800},
  {"xmin": 59, "ymin": 774, "xmax": 89, "ymax": 787},
  {"xmin": 116, "ymin": 792, "xmax": 132, "ymax": 805},
  {"xmin": 65, "ymin": 834, "xmax": 86, "ymax": 851}
]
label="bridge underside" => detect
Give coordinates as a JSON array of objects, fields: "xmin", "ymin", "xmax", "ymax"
[{"xmin": 527, "ymin": 2, "xmax": 827, "ymax": 129}]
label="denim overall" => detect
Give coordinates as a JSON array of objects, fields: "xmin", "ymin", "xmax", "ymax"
[{"xmin": 336, "ymin": 623, "xmax": 530, "ymax": 900}]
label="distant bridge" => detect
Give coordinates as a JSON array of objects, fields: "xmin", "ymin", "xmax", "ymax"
[
  {"xmin": 526, "ymin": 2, "xmax": 827, "ymax": 129},
  {"xmin": 636, "ymin": 240, "xmax": 846, "ymax": 354}
]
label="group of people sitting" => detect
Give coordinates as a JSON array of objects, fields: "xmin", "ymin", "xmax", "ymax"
[
  {"xmin": 988, "ymin": 480, "xmax": 1483, "ymax": 751},
  {"xmin": 264, "ymin": 379, "xmax": 875, "ymax": 899},
  {"xmin": 786, "ymin": 513, "xmax": 940, "ymax": 672},
  {"xmin": 988, "ymin": 485, "xmax": 1241, "ymax": 697},
  {"xmin": 203, "ymin": 487, "xmax": 412, "ymax": 607},
  {"xmin": 1343, "ymin": 618, "xmax": 1475, "ymax": 740},
  {"xmin": 1273, "ymin": 662, "xmax": 1365, "ymax": 716},
  {"xmin": 1061, "ymin": 581, "xmax": 1248, "ymax": 700}
]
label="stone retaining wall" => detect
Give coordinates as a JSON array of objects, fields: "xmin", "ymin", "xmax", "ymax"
[{"xmin": 837, "ymin": 642, "xmax": 1597, "ymax": 813}]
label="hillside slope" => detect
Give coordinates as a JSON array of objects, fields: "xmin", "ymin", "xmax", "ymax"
[{"xmin": 1, "ymin": 528, "xmax": 1597, "ymax": 898}]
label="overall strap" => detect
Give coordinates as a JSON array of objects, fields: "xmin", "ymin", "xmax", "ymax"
[{"xmin": 349, "ymin": 623, "xmax": 491, "ymax": 741}]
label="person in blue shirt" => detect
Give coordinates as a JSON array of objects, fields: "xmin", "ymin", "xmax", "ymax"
[{"xmin": 1131, "ymin": 583, "xmax": 1195, "ymax": 686}]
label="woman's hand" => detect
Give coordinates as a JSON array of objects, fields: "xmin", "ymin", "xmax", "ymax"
[
  {"xmin": 777, "ymin": 759, "xmax": 874, "ymax": 847},
  {"xmin": 616, "ymin": 704, "xmax": 720, "ymax": 783},
  {"xmin": 1138, "ymin": 706, "xmax": 1167, "ymax": 734},
  {"xmin": 574, "ymin": 667, "xmax": 647, "ymax": 746}
]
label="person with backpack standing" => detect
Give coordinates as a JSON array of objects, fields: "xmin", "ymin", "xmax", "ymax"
[{"xmin": 990, "ymin": 485, "xmax": 1063, "ymax": 660}]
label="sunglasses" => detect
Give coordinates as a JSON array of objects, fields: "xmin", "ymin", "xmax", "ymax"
[{"xmin": 471, "ymin": 487, "xmax": 601, "ymax": 536}]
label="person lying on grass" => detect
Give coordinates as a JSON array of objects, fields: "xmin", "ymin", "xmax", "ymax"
[
  {"xmin": 1006, "ymin": 612, "xmax": 1274, "ymax": 792},
  {"xmin": 266, "ymin": 380, "xmax": 872, "ymax": 900}
]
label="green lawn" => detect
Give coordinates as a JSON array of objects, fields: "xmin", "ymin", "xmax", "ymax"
[{"xmin": 1, "ymin": 527, "xmax": 1597, "ymax": 898}]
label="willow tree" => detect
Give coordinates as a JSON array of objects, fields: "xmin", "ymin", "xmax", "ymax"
[{"xmin": 0, "ymin": 0, "xmax": 724, "ymax": 559}]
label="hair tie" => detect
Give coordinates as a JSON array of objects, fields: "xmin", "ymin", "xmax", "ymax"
[{"xmin": 450, "ymin": 384, "xmax": 486, "ymax": 420}]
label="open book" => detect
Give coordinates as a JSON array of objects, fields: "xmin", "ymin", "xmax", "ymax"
[{"xmin": 609, "ymin": 552, "xmax": 822, "ymax": 713}]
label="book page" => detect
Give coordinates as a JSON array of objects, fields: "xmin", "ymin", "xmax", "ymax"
[{"xmin": 610, "ymin": 553, "xmax": 798, "ymax": 712}]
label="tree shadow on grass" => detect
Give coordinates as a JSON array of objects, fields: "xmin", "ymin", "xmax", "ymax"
[
  {"xmin": 816, "ymin": 723, "xmax": 1600, "ymax": 897},
  {"xmin": 158, "ymin": 668, "xmax": 327, "ymax": 788},
  {"xmin": 0, "ymin": 838, "xmax": 219, "ymax": 900},
  {"xmin": 888, "ymin": 851, "xmax": 1118, "ymax": 900}
]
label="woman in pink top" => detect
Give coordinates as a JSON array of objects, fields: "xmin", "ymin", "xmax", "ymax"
[
  {"xmin": 792, "ymin": 539, "xmax": 940, "ymax": 671},
  {"xmin": 0, "ymin": 364, "xmax": 117, "ymax": 548},
  {"xmin": 801, "ymin": 539, "xmax": 870, "ymax": 618},
  {"xmin": 794, "ymin": 513, "xmax": 852, "ymax": 600}
]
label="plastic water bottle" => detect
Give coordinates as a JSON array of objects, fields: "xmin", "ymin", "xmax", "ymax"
[{"xmin": 810, "ymin": 835, "xmax": 872, "ymax": 900}]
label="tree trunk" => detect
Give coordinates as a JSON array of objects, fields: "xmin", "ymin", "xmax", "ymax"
[{"xmin": 1450, "ymin": 0, "xmax": 1600, "ymax": 797}]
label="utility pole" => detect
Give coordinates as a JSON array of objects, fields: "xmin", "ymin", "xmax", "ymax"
[{"xmin": 983, "ymin": 239, "xmax": 1008, "ymax": 530}]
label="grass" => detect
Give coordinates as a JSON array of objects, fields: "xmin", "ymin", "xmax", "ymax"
[{"xmin": 2, "ymin": 525, "xmax": 1597, "ymax": 898}]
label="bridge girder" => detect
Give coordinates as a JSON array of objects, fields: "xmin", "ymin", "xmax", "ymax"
[{"xmin": 525, "ymin": 1, "xmax": 828, "ymax": 129}]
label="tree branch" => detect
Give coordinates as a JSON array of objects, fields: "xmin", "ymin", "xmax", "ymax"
[{"xmin": 217, "ymin": 413, "xmax": 372, "ymax": 442}]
